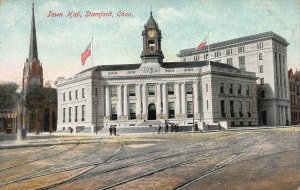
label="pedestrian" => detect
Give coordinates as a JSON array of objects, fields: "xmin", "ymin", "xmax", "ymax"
[
  {"xmin": 171, "ymin": 124, "xmax": 174, "ymax": 132},
  {"xmin": 70, "ymin": 127, "xmax": 73, "ymax": 134},
  {"xmin": 175, "ymin": 123, "xmax": 178, "ymax": 132},
  {"xmin": 165, "ymin": 123, "xmax": 169, "ymax": 133},
  {"xmin": 158, "ymin": 124, "xmax": 161, "ymax": 134},
  {"xmin": 113, "ymin": 126, "xmax": 117, "ymax": 136},
  {"xmin": 109, "ymin": 125, "xmax": 113, "ymax": 135},
  {"xmin": 194, "ymin": 122, "xmax": 199, "ymax": 131}
]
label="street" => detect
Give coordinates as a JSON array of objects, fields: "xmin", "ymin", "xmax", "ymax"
[{"xmin": 0, "ymin": 127, "xmax": 299, "ymax": 190}]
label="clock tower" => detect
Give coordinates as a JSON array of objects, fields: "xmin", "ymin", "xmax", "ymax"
[{"xmin": 140, "ymin": 11, "xmax": 164, "ymax": 64}]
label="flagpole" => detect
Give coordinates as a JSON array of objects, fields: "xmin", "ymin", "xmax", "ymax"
[
  {"xmin": 207, "ymin": 32, "xmax": 210, "ymax": 65},
  {"xmin": 91, "ymin": 37, "xmax": 94, "ymax": 71}
]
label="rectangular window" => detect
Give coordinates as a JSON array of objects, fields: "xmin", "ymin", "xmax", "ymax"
[
  {"xmin": 259, "ymin": 65, "xmax": 264, "ymax": 73},
  {"xmin": 226, "ymin": 58, "xmax": 233, "ymax": 65},
  {"xmin": 230, "ymin": 101, "xmax": 234, "ymax": 117},
  {"xmin": 226, "ymin": 49, "xmax": 232, "ymax": 56},
  {"xmin": 238, "ymin": 46, "xmax": 245, "ymax": 53},
  {"xmin": 186, "ymin": 84, "xmax": 193, "ymax": 95},
  {"xmin": 129, "ymin": 85, "xmax": 136, "ymax": 97},
  {"xmin": 239, "ymin": 56, "xmax": 245, "ymax": 69},
  {"xmin": 167, "ymin": 83, "xmax": 174, "ymax": 95},
  {"xmin": 63, "ymin": 93, "xmax": 66, "ymax": 101},
  {"xmin": 206, "ymin": 100, "xmax": 209, "ymax": 110},
  {"xmin": 204, "ymin": 53, "xmax": 208, "ymax": 60},
  {"xmin": 68, "ymin": 107, "xmax": 72, "ymax": 122},
  {"xmin": 168, "ymin": 102, "xmax": 175, "ymax": 119},
  {"xmin": 95, "ymin": 88, "xmax": 98, "ymax": 97},
  {"xmin": 148, "ymin": 84, "xmax": 155, "ymax": 96},
  {"xmin": 111, "ymin": 104, "xmax": 117, "ymax": 120},
  {"xmin": 206, "ymin": 83, "xmax": 208, "ymax": 92},
  {"xmin": 229, "ymin": 84, "xmax": 233, "ymax": 94},
  {"xmin": 247, "ymin": 101, "xmax": 251, "ymax": 117},
  {"xmin": 110, "ymin": 86, "xmax": 117, "ymax": 97},
  {"xmin": 246, "ymin": 85, "xmax": 250, "ymax": 95},
  {"xmin": 220, "ymin": 83, "xmax": 224, "ymax": 93},
  {"xmin": 257, "ymin": 42, "xmax": 263, "ymax": 49},
  {"xmin": 75, "ymin": 90, "xmax": 78, "ymax": 99},
  {"xmin": 75, "ymin": 106, "xmax": 78, "ymax": 122},
  {"xmin": 239, "ymin": 101, "xmax": 243, "ymax": 117},
  {"xmin": 238, "ymin": 84, "xmax": 242, "ymax": 94},
  {"xmin": 221, "ymin": 100, "xmax": 225, "ymax": 117},
  {"xmin": 81, "ymin": 105, "xmax": 85, "ymax": 121},
  {"xmin": 259, "ymin": 53, "xmax": 263, "ymax": 60},
  {"xmin": 215, "ymin": 50, "xmax": 222, "ymax": 57},
  {"xmin": 69, "ymin": 91, "xmax": 72, "ymax": 100},
  {"xmin": 187, "ymin": 101, "xmax": 193, "ymax": 118},
  {"xmin": 129, "ymin": 103, "xmax": 136, "ymax": 119},
  {"xmin": 82, "ymin": 88, "xmax": 85, "ymax": 98},
  {"xmin": 63, "ymin": 108, "xmax": 66, "ymax": 123},
  {"xmin": 260, "ymin": 78, "xmax": 264, "ymax": 85}
]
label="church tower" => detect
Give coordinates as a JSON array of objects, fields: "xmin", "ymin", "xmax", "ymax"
[
  {"xmin": 140, "ymin": 11, "xmax": 164, "ymax": 64},
  {"xmin": 22, "ymin": 2, "xmax": 43, "ymax": 95}
]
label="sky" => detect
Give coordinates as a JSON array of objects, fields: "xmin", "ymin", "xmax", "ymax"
[{"xmin": 0, "ymin": 0, "xmax": 299, "ymax": 87}]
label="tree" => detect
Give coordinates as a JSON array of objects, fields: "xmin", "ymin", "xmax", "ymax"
[
  {"xmin": 0, "ymin": 82, "xmax": 19, "ymax": 110},
  {"xmin": 25, "ymin": 86, "xmax": 47, "ymax": 134},
  {"xmin": 0, "ymin": 82, "xmax": 20, "ymax": 132}
]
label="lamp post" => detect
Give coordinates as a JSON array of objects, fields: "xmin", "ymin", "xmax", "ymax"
[{"xmin": 192, "ymin": 87, "xmax": 195, "ymax": 132}]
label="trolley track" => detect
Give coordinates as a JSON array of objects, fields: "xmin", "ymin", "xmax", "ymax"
[
  {"xmin": 0, "ymin": 138, "xmax": 104, "ymax": 187},
  {"xmin": 0, "ymin": 139, "xmax": 81, "ymax": 172},
  {"xmin": 1, "ymin": 132, "xmax": 245, "ymax": 187}
]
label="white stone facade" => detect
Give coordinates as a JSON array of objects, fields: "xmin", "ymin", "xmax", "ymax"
[
  {"xmin": 56, "ymin": 62, "xmax": 258, "ymax": 132},
  {"xmin": 178, "ymin": 32, "xmax": 290, "ymax": 126}
]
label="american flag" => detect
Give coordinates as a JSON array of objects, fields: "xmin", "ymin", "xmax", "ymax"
[
  {"xmin": 196, "ymin": 35, "xmax": 208, "ymax": 49},
  {"xmin": 81, "ymin": 42, "xmax": 92, "ymax": 66}
]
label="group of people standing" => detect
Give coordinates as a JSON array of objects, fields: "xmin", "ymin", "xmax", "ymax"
[
  {"xmin": 158, "ymin": 123, "xmax": 179, "ymax": 134},
  {"xmin": 109, "ymin": 125, "xmax": 117, "ymax": 136}
]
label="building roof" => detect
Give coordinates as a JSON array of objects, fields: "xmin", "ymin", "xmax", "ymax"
[
  {"xmin": 144, "ymin": 11, "xmax": 158, "ymax": 29},
  {"xmin": 178, "ymin": 31, "xmax": 289, "ymax": 57},
  {"xmin": 77, "ymin": 61, "xmax": 238, "ymax": 75}
]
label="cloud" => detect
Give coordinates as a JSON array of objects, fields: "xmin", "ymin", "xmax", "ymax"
[{"xmin": 157, "ymin": 7, "xmax": 184, "ymax": 24}]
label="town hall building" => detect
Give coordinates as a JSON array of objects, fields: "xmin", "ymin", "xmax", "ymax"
[{"xmin": 56, "ymin": 12, "xmax": 258, "ymax": 133}]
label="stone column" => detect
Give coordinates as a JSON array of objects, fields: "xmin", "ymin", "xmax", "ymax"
[
  {"xmin": 193, "ymin": 82, "xmax": 199, "ymax": 114},
  {"xmin": 162, "ymin": 83, "xmax": 168, "ymax": 115},
  {"xmin": 175, "ymin": 82, "xmax": 181, "ymax": 115},
  {"xmin": 105, "ymin": 85, "xmax": 111, "ymax": 117},
  {"xmin": 123, "ymin": 84, "xmax": 128, "ymax": 117},
  {"xmin": 136, "ymin": 84, "xmax": 142, "ymax": 118},
  {"xmin": 142, "ymin": 83, "xmax": 147, "ymax": 115},
  {"xmin": 181, "ymin": 82, "xmax": 186, "ymax": 114},
  {"xmin": 117, "ymin": 85, "xmax": 123, "ymax": 116},
  {"xmin": 156, "ymin": 83, "xmax": 162, "ymax": 115}
]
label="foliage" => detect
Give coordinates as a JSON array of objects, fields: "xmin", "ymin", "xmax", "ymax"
[{"xmin": 0, "ymin": 82, "xmax": 20, "ymax": 111}]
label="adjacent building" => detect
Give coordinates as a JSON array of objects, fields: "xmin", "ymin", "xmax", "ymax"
[
  {"xmin": 288, "ymin": 69, "xmax": 300, "ymax": 125},
  {"xmin": 56, "ymin": 12, "xmax": 258, "ymax": 133},
  {"xmin": 178, "ymin": 32, "xmax": 290, "ymax": 126}
]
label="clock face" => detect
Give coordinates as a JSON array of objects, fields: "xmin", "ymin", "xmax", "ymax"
[{"xmin": 147, "ymin": 29, "xmax": 157, "ymax": 38}]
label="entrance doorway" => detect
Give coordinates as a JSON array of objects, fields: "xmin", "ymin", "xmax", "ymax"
[
  {"xmin": 44, "ymin": 108, "xmax": 50, "ymax": 132},
  {"xmin": 148, "ymin": 103, "xmax": 156, "ymax": 120},
  {"xmin": 261, "ymin": 110, "xmax": 267, "ymax": 125}
]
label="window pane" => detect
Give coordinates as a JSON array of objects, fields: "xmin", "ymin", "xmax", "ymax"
[
  {"xmin": 110, "ymin": 86, "xmax": 117, "ymax": 97},
  {"xmin": 148, "ymin": 84, "xmax": 155, "ymax": 95},
  {"xmin": 167, "ymin": 84, "xmax": 174, "ymax": 95},
  {"xmin": 186, "ymin": 84, "xmax": 193, "ymax": 94},
  {"xmin": 129, "ymin": 85, "xmax": 136, "ymax": 96},
  {"xmin": 168, "ymin": 102, "xmax": 175, "ymax": 118},
  {"xmin": 187, "ymin": 101, "xmax": 193, "ymax": 118}
]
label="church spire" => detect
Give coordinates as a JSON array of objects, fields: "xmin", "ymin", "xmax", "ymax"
[{"xmin": 28, "ymin": 2, "xmax": 38, "ymax": 62}]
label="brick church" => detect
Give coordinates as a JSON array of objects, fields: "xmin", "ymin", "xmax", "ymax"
[{"xmin": 22, "ymin": 3, "xmax": 57, "ymax": 133}]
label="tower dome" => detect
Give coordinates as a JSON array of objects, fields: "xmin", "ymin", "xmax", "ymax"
[{"xmin": 144, "ymin": 11, "xmax": 158, "ymax": 29}]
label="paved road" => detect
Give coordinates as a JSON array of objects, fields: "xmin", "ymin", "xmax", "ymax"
[{"xmin": 0, "ymin": 127, "xmax": 299, "ymax": 190}]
